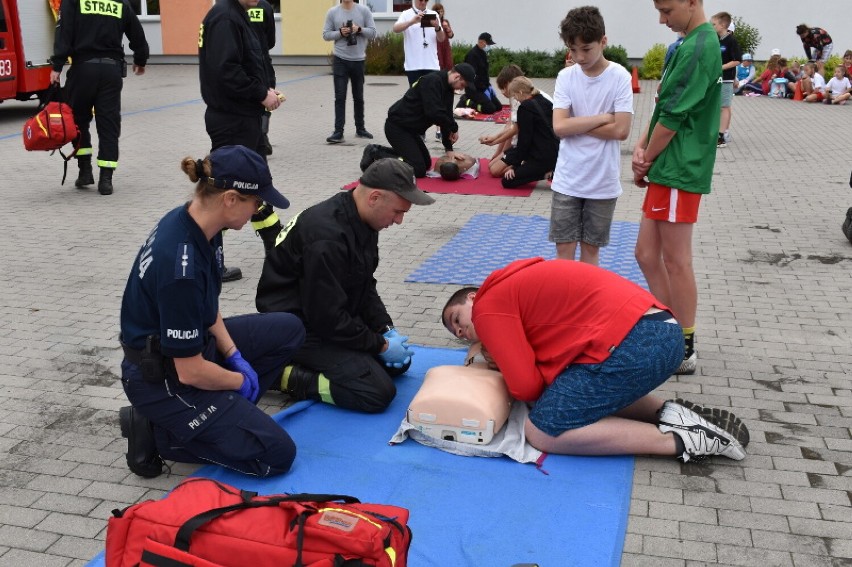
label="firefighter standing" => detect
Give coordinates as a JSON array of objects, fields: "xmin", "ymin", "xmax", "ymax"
[
  {"xmin": 200, "ymin": 0, "xmax": 284, "ymax": 282},
  {"xmin": 50, "ymin": 0, "xmax": 149, "ymax": 196},
  {"xmin": 249, "ymin": 0, "xmax": 276, "ymax": 156}
]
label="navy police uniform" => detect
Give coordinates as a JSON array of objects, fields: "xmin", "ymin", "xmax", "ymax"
[
  {"xmin": 256, "ymin": 191, "xmax": 406, "ymax": 413},
  {"xmin": 199, "ymin": 0, "xmax": 270, "ymax": 154},
  {"xmin": 51, "ymin": 0, "xmax": 149, "ymax": 174},
  {"xmin": 120, "ymin": 204, "xmax": 305, "ymax": 476}
]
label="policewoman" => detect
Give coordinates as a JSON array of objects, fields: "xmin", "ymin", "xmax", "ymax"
[
  {"xmin": 50, "ymin": 0, "xmax": 149, "ymax": 196},
  {"xmin": 118, "ymin": 145, "xmax": 305, "ymax": 478}
]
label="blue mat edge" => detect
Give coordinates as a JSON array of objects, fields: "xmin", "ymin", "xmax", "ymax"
[{"xmin": 85, "ymin": 345, "xmax": 633, "ymax": 567}]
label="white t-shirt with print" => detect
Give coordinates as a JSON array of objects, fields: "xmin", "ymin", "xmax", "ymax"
[
  {"xmin": 396, "ymin": 8, "xmax": 440, "ymax": 71},
  {"xmin": 551, "ymin": 63, "xmax": 633, "ymax": 200}
]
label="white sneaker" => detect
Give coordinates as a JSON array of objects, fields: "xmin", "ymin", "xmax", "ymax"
[
  {"xmin": 658, "ymin": 401, "xmax": 746, "ymax": 462},
  {"xmin": 675, "ymin": 350, "xmax": 697, "ymax": 375}
]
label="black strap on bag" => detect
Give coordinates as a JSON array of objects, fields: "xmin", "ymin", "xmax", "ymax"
[
  {"xmin": 173, "ymin": 493, "xmax": 360, "ymax": 552},
  {"xmin": 42, "ymin": 83, "xmax": 81, "ymax": 185}
]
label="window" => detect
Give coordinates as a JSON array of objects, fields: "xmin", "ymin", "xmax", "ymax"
[
  {"xmin": 0, "ymin": 0, "xmax": 7, "ymax": 33},
  {"xmin": 129, "ymin": 0, "xmax": 159, "ymax": 16}
]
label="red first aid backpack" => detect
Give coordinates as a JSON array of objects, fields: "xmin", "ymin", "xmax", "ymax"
[
  {"xmin": 106, "ymin": 478, "xmax": 413, "ymax": 567},
  {"xmin": 22, "ymin": 84, "xmax": 80, "ymax": 183}
]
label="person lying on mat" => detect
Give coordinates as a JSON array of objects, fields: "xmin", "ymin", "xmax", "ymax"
[
  {"xmin": 440, "ymin": 257, "xmax": 749, "ymax": 463},
  {"xmin": 384, "ymin": 63, "xmax": 475, "ymax": 177},
  {"xmin": 256, "ymin": 159, "xmax": 435, "ymax": 413},
  {"xmin": 426, "ymin": 152, "xmax": 480, "ymax": 180},
  {"xmin": 118, "ymin": 145, "xmax": 305, "ymax": 479},
  {"xmin": 498, "ymin": 77, "xmax": 559, "ymax": 189}
]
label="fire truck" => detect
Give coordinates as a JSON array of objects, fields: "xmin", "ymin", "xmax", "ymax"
[{"xmin": 0, "ymin": 0, "xmax": 59, "ymax": 103}]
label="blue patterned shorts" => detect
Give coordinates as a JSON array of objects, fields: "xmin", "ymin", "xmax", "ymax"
[{"xmin": 529, "ymin": 315, "xmax": 683, "ymax": 437}]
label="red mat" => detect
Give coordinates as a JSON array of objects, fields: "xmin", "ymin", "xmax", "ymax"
[
  {"xmin": 343, "ymin": 158, "xmax": 535, "ymax": 197},
  {"xmin": 456, "ymin": 105, "xmax": 511, "ymax": 124}
]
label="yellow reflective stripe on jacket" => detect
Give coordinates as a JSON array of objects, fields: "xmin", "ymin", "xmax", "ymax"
[
  {"xmin": 274, "ymin": 210, "xmax": 301, "ymax": 247},
  {"xmin": 198, "ymin": 24, "xmax": 204, "ymax": 48},
  {"xmin": 318, "ymin": 374, "xmax": 334, "ymax": 405},
  {"xmin": 80, "ymin": 0, "xmax": 122, "ymax": 18},
  {"xmin": 248, "ymin": 8, "xmax": 264, "ymax": 22},
  {"xmin": 251, "ymin": 211, "xmax": 280, "ymax": 230}
]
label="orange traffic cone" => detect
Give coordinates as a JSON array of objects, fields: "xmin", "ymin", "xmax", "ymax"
[
  {"xmin": 631, "ymin": 66, "xmax": 641, "ymax": 94},
  {"xmin": 793, "ymin": 81, "xmax": 803, "ymax": 101}
]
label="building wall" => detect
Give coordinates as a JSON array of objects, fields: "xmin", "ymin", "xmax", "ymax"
[{"xmin": 139, "ymin": 1, "xmax": 852, "ymax": 63}]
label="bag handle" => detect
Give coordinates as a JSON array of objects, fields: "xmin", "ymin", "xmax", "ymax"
[{"xmin": 173, "ymin": 493, "xmax": 360, "ymax": 552}]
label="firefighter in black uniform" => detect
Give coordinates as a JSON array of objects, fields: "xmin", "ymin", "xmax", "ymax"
[
  {"xmin": 200, "ymin": 0, "xmax": 284, "ymax": 283},
  {"xmin": 255, "ymin": 159, "xmax": 435, "ymax": 413},
  {"xmin": 249, "ymin": 0, "xmax": 276, "ymax": 156},
  {"xmin": 383, "ymin": 63, "xmax": 474, "ymax": 178},
  {"xmin": 50, "ymin": 0, "xmax": 149, "ymax": 196}
]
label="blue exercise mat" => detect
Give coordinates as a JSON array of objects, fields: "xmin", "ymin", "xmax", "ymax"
[
  {"xmin": 407, "ymin": 214, "xmax": 647, "ymax": 288},
  {"xmin": 87, "ymin": 346, "xmax": 632, "ymax": 567}
]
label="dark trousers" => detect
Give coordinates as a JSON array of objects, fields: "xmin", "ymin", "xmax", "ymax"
[
  {"xmin": 406, "ymin": 69, "xmax": 434, "ymax": 87},
  {"xmin": 332, "ymin": 56, "xmax": 366, "ymax": 133},
  {"xmin": 293, "ymin": 333, "xmax": 409, "ymax": 414},
  {"xmin": 384, "ymin": 119, "xmax": 431, "ymax": 178},
  {"xmin": 122, "ymin": 312, "xmax": 305, "ymax": 477},
  {"xmin": 205, "ymin": 108, "xmax": 264, "ymax": 156},
  {"xmin": 67, "ymin": 60, "xmax": 123, "ymax": 168},
  {"xmin": 502, "ymin": 158, "xmax": 554, "ymax": 188},
  {"xmin": 459, "ymin": 85, "xmax": 502, "ymax": 114}
]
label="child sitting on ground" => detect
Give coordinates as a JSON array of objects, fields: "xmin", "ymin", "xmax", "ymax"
[
  {"xmin": 801, "ymin": 62, "xmax": 826, "ymax": 103},
  {"xmin": 480, "ymin": 64, "xmax": 525, "ymax": 177},
  {"xmin": 500, "ymin": 76, "xmax": 559, "ymax": 189},
  {"xmin": 741, "ymin": 55, "xmax": 780, "ymax": 96},
  {"xmin": 734, "ymin": 53, "xmax": 755, "ymax": 95},
  {"xmin": 824, "ymin": 64, "xmax": 851, "ymax": 105}
]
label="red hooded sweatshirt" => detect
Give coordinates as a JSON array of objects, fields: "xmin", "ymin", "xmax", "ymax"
[{"xmin": 472, "ymin": 257, "xmax": 668, "ymax": 402}]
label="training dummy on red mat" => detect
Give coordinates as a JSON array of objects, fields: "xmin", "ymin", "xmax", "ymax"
[{"xmin": 441, "ymin": 257, "xmax": 750, "ymax": 463}]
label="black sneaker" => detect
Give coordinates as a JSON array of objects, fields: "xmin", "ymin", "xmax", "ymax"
[
  {"xmin": 673, "ymin": 398, "xmax": 750, "ymax": 448},
  {"xmin": 326, "ymin": 131, "xmax": 344, "ymax": 144},
  {"xmin": 119, "ymin": 406, "xmax": 164, "ymax": 478},
  {"xmin": 280, "ymin": 364, "xmax": 316, "ymax": 401},
  {"xmin": 222, "ymin": 266, "xmax": 243, "ymax": 282},
  {"xmin": 355, "ymin": 129, "xmax": 374, "ymax": 139},
  {"xmin": 360, "ymin": 144, "xmax": 380, "ymax": 172}
]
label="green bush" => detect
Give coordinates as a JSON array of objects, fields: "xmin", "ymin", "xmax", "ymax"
[
  {"xmin": 639, "ymin": 43, "xmax": 666, "ymax": 79},
  {"xmin": 364, "ymin": 32, "xmax": 405, "ymax": 75},
  {"xmin": 822, "ymin": 54, "xmax": 843, "ymax": 78},
  {"xmin": 732, "ymin": 16, "xmax": 761, "ymax": 56},
  {"xmin": 603, "ymin": 44, "xmax": 630, "ymax": 72}
]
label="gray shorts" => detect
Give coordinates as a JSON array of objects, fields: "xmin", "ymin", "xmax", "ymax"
[
  {"xmin": 721, "ymin": 81, "xmax": 734, "ymax": 108},
  {"xmin": 549, "ymin": 192, "xmax": 618, "ymax": 247}
]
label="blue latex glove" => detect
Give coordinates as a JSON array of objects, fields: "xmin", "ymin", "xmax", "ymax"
[
  {"xmin": 225, "ymin": 349, "xmax": 260, "ymax": 402},
  {"xmin": 379, "ymin": 328, "xmax": 414, "ymax": 368}
]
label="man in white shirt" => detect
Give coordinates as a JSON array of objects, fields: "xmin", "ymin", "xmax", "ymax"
[{"xmin": 393, "ymin": 0, "xmax": 446, "ymax": 86}]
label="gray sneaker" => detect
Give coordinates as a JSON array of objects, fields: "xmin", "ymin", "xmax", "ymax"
[
  {"xmin": 675, "ymin": 350, "xmax": 697, "ymax": 375},
  {"xmin": 658, "ymin": 401, "xmax": 746, "ymax": 462}
]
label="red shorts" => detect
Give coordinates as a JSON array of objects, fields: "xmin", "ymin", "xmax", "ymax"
[{"xmin": 642, "ymin": 183, "xmax": 702, "ymax": 223}]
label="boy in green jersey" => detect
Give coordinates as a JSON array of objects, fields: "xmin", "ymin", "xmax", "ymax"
[{"xmin": 631, "ymin": 0, "xmax": 721, "ymax": 375}]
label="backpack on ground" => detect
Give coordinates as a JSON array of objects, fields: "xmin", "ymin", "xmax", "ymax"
[
  {"xmin": 105, "ymin": 477, "xmax": 412, "ymax": 567},
  {"xmin": 22, "ymin": 83, "xmax": 80, "ymax": 184}
]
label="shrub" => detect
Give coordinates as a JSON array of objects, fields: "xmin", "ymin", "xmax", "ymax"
[
  {"xmin": 732, "ymin": 16, "xmax": 761, "ymax": 56},
  {"xmin": 365, "ymin": 32, "xmax": 405, "ymax": 75},
  {"xmin": 640, "ymin": 43, "xmax": 667, "ymax": 79},
  {"xmin": 822, "ymin": 54, "xmax": 843, "ymax": 78},
  {"xmin": 603, "ymin": 44, "xmax": 630, "ymax": 72}
]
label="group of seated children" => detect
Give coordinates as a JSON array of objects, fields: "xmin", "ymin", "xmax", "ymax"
[{"xmin": 737, "ymin": 50, "xmax": 852, "ymax": 105}]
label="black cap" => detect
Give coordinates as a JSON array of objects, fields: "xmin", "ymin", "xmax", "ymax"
[
  {"xmin": 359, "ymin": 158, "xmax": 435, "ymax": 205},
  {"xmin": 478, "ymin": 32, "xmax": 496, "ymax": 45},
  {"xmin": 208, "ymin": 145, "xmax": 290, "ymax": 209},
  {"xmin": 454, "ymin": 62, "xmax": 476, "ymax": 84}
]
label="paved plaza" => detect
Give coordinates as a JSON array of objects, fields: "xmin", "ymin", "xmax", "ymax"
[{"xmin": 0, "ymin": 64, "xmax": 850, "ymax": 566}]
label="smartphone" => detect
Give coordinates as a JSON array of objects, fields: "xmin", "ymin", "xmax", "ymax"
[{"xmin": 420, "ymin": 12, "xmax": 438, "ymax": 27}]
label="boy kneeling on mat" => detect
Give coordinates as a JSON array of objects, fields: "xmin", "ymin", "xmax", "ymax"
[{"xmin": 441, "ymin": 257, "xmax": 748, "ymax": 462}]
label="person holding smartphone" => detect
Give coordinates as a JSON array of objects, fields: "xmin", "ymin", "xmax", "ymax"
[{"xmin": 393, "ymin": 0, "xmax": 446, "ymax": 87}]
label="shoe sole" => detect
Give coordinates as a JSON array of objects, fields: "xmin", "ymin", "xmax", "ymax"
[
  {"xmin": 674, "ymin": 399, "xmax": 750, "ymax": 448},
  {"xmin": 327, "ymin": 138, "xmax": 344, "ymax": 144},
  {"xmin": 119, "ymin": 406, "xmax": 164, "ymax": 478},
  {"xmin": 659, "ymin": 402, "xmax": 746, "ymax": 461}
]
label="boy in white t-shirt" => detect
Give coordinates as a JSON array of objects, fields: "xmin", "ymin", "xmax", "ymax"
[
  {"xmin": 802, "ymin": 62, "xmax": 826, "ymax": 103},
  {"xmin": 550, "ymin": 6, "xmax": 633, "ymax": 265}
]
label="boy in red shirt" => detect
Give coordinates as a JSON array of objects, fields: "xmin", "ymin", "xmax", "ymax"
[{"xmin": 442, "ymin": 258, "xmax": 748, "ymax": 462}]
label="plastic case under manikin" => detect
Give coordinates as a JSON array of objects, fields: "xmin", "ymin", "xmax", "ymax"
[{"xmin": 406, "ymin": 363, "xmax": 512, "ymax": 444}]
